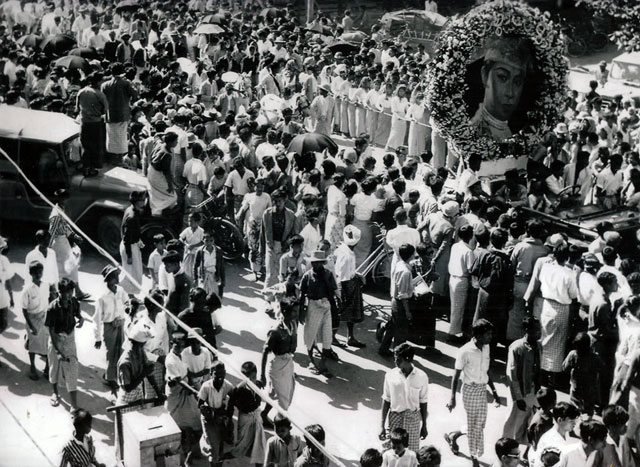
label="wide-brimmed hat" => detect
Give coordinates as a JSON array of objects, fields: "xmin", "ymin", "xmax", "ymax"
[
  {"xmin": 318, "ymin": 83, "xmax": 331, "ymax": 92},
  {"xmin": 309, "ymin": 249, "xmax": 327, "ymax": 263},
  {"xmin": 188, "ymin": 327, "xmax": 203, "ymax": 340},
  {"xmin": 343, "ymin": 225, "xmax": 361, "ymax": 246},
  {"xmin": 101, "ymin": 264, "xmax": 119, "ymax": 282}
]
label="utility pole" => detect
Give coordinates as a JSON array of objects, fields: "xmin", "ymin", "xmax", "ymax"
[{"xmin": 306, "ymin": 0, "xmax": 314, "ymax": 23}]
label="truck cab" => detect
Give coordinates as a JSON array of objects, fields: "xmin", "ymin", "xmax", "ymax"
[{"xmin": 0, "ymin": 106, "xmax": 149, "ymax": 257}]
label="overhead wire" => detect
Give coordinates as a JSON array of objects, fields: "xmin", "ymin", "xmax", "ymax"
[{"xmin": 0, "ymin": 145, "xmax": 349, "ymax": 467}]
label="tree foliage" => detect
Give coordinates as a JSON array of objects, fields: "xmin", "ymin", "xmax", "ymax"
[{"xmin": 577, "ymin": 0, "xmax": 640, "ymax": 52}]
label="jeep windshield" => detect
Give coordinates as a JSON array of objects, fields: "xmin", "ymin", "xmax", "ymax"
[{"xmin": 610, "ymin": 60, "xmax": 640, "ymax": 85}]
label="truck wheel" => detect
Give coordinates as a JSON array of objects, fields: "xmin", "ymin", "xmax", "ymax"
[
  {"xmin": 97, "ymin": 215, "xmax": 122, "ymax": 259},
  {"xmin": 370, "ymin": 254, "xmax": 391, "ymax": 291},
  {"xmin": 211, "ymin": 217, "xmax": 245, "ymax": 262}
]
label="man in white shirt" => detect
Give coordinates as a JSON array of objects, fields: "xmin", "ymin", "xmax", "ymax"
[
  {"xmin": 446, "ymin": 319, "xmax": 500, "ymax": 467},
  {"xmin": 299, "ymin": 207, "xmax": 322, "ymax": 258},
  {"xmin": 532, "ymin": 401, "xmax": 579, "ymax": 466},
  {"xmin": 224, "ymin": 156, "xmax": 255, "ymax": 219},
  {"xmin": 236, "ymin": 178, "xmax": 271, "ymax": 279},
  {"xmin": 556, "ymin": 420, "xmax": 607, "ymax": 467},
  {"xmin": 25, "ymin": 230, "xmax": 59, "ymax": 290},
  {"xmin": 447, "ymin": 224, "xmax": 475, "ymax": 338},
  {"xmin": 334, "ymin": 225, "xmax": 366, "ymax": 348},
  {"xmin": 386, "ymin": 208, "xmax": 420, "ymax": 273},
  {"xmin": 93, "ymin": 265, "xmax": 128, "ymax": 389},
  {"xmin": 381, "ymin": 343, "xmax": 429, "ymax": 452}
]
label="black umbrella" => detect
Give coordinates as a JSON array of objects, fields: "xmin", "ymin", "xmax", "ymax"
[
  {"xmin": 69, "ymin": 47, "xmax": 99, "ymax": 59},
  {"xmin": 54, "ymin": 55, "xmax": 92, "ymax": 73},
  {"xmin": 40, "ymin": 34, "xmax": 76, "ymax": 56},
  {"xmin": 201, "ymin": 12, "xmax": 228, "ymax": 24},
  {"xmin": 287, "ymin": 133, "xmax": 338, "ymax": 155},
  {"xmin": 327, "ymin": 40, "xmax": 360, "ymax": 55},
  {"xmin": 259, "ymin": 7, "xmax": 280, "ymax": 18},
  {"xmin": 115, "ymin": 0, "xmax": 138, "ymax": 12},
  {"xmin": 17, "ymin": 34, "xmax": 42, "ymax": 48}
]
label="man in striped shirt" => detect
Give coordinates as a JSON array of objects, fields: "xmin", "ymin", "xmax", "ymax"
[{"xmin": 59, "ymin": 409, "xmax": 105, "ymax": 467}]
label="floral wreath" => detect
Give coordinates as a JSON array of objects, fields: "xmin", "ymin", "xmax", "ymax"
[{"xmin": 425, "ymin": 0, "xmax": 569, "ymax": 161}]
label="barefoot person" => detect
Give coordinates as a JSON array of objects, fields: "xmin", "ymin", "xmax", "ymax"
[
  {"xmin": 46, "ymin": 278, "xmax": 84, "ymax": 409},
  {"xmin": 22, "ymin": 260, "xmax": 51, "ymax": 381}
]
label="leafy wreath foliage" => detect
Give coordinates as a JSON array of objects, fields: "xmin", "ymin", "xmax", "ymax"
[{"xmin": 426, "ymin": 0, "xmax": 569, "ymax": 160}]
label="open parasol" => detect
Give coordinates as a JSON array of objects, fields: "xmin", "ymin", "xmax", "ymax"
[
  {"xmin": 287, "ymin": 133, "xmax": 338, "ymax": 155},
  {"xmin": 115, "ymin": 0, "xmax": 139, "ymax": 12},
  {"xmin": 193, "ymin": 23, "xmax": 224, "ymax": 35},
  {"xmin": 54, "ymin": 55, "xmax": 92, "ymax": 73},
  {"xmin": 260, "ymin": 94, "xmax": 284, "ymax": 112},
  {"xmin": 327, "ymin": 40, "xmax": 360, "ymax": 54},
  {"xmin": 40, "ymin": 34, "xmax": 76, "ymax": 56},
  {"xmin": 200, "ymin": 12, "xmax": 227, "ymax": 24},
  {"xmin": 69, "ymin": 47, "xmax": 99, "ymax": 59},
  {"xmin": 17, "ymin": 34, "xmax": 42, "ymax": 48},
  {"xmin": 221, "ymin": 71, "xmax": 241, "ymax": 84}
]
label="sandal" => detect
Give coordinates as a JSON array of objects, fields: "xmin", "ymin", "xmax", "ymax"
[
  {"xmin": 444, "ymin": 432, "xmax": 460, "ymax": 456},
  {"xmin": 50, "ymin": 394, "xmax": 61, "ymax": 407}
]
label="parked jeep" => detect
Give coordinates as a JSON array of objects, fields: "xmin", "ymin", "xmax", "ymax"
[{"xmin": 0, "ymin": 106, "xmax": 173, "ymax": 258}]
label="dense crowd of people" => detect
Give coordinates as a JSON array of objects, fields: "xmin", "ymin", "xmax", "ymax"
[{"xmin": 1, "ymin": 0, "xmax": 640, "ymax": 466}]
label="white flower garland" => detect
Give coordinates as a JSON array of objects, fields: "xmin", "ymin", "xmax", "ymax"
[{"xmin": 426, "ymin": 0, "xmax": 569, "ymax": 160}]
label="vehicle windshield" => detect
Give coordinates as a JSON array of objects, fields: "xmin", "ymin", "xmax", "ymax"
[{"xmin": 610, "ymin": 60, "xmax": 640, "ymax": 83}]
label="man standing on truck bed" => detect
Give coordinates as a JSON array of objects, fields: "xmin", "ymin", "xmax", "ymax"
[
  {"xmin": 101, "ymin": 63, "xmax": 137, "ymax": 163},
  {"xmin": 76, "ymin": 71, "xmax": 108, "ymax": 177}
]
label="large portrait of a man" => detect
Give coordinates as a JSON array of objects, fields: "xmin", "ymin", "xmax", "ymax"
[{"xmin": 466, "ymin": 35, "xmax": 541, "ymax": 143}]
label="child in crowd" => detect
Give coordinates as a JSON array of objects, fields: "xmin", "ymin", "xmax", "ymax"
[
  {"xmin": 264, "ymin": 414, "xmax": 304, "ymax": 467},
  {"xmin": 562, "ymin": 332, "xmax": 602, "ymax": 416},
  {"xmin": 147, "ymin": 233, "xmax": 166, "ymax": 289},
  {"xmin": 382, "ymin": 427, "xmax": 418, "ymax": 467},
  {"xmin": 416, "ymin": 446, "xmax": 441, "ymax": 467},
  {"xmin": 526, "ymin": 387, "xmax": 557, "ymax": 463},
  {"xmin": 296, "ymin": 424, "xmax": 328, "ymax": 466},
  {"xmin": 601, "ymin": 404, "xmax": 636, "ymax": 467},
  {"xmin": 539, "ymin": 447, "xmax": 560, "ymax": 467},
  {"xmin": 180, "ymin": 212, "xmax": 204, "ymax": 281},
  {"xmin": 360, "ymin": 448, "xmax": 383, "ymax": 467}
]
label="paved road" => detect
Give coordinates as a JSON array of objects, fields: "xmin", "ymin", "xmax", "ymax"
[{"xmin": 0, "ymin": 229, "xmax": 575, "ymax": 467}]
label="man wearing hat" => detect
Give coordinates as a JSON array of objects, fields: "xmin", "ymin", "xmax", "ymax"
[
  {"xmin": 101, "ymin": 63, "xmax": 137, "ymax": 159},
  {"xmin": 299, "ymin": 249, "xmax": 340, "ymax": 376},
  {"xmin": 595, "ymin": 60, "xmax": 608, "ymax": 87},
  {"xmin": 310, "ymin": 83, "xmax": 332, "ymax": 135},
  {"xmin": 334, "ymin": 225, "xmax": 366, "ymax": 348},
  {"xmin": 120, "ymin": 191, "xmax": 146, "ymax": 296},
  {"xmin": 115, "ymin": 317, "xmax": 160, "ymax": 413},
  {"xmin": 94, "ymin": 264, "xmax": 128, "ymax": 389}
]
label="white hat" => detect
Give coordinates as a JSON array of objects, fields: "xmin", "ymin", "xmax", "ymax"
[
  {"xmin": 441, "ymin": 200, "xmax": 460, "ymax": 218},
  {"xmin": 554, "ymin": 122, "xmax": 568, "ymax": 134},
  {"xmin": 128, "ymin": 319, "xmax": 154, "ymax": 343},
  {"xmin": 343, "ymin": 225, "xmax": 361, "ymax": 246}
]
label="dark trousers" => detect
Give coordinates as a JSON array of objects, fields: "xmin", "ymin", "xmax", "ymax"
[
  {"xmin": 81, "ymin": 121, "xmax": 105, "ymax": 169},
  {"xmin": 380, "ymin": 298, "xmax": 409, "ymax": 351}
]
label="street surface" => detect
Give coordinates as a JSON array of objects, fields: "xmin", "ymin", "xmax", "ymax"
[{"xmin": 0, "ymin": 231, "xmax": 574, "ymax": 467}]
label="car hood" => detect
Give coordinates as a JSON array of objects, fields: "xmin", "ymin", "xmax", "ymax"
[{"xmin": 77, "ymin": 166, "xmax": 147, "ymax": 197}]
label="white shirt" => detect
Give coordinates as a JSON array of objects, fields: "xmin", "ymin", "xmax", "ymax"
[
  {"xmin": 455, "ymin": 340, "xmax": 490, "ymax": 385},
  {"xmin": 334, "ymin": 243, "xmax": 357, "ymax": 282},
  {"xmin": 538, "ymin": 261, "xmax": 578, "ymax": 305},
  {"xmin": 183, "ymin": 158, "xmax": 209, "ymax": 186},
  {"xmin": 448, "ymin": 241, "xmax": 475, "ymax": 277},
  {"xmin": 181, "ymin": 347, "xmax": 214, "ymax": 374},
  {"xmin": 300, "ymin": 223, "xmax": 322, "ymax": 256},
  {"xmin": 382, "ymin": 366, "xmax": 429, "ymax": 412},
  {"xmin": 386, "ymin": 224, "xmax": 421, "ymax": 272},
  {"xmin": 165, "ymin": 350, "xmax": 188, "ymax": 385},
  {"xmin": 381, "ymin": 449, "xmax": 418, "ymax": 467},
  {"xmin": 534, "ymin": 427, "xmax": 571, "ymax": 467},
  {"xmin": 558, "ymin": 443, "xmax": 597, "ymax": 467},
  {"xmin": 326, "ymin": 184, "xmax": 347, "ymax": 216},
  {"xmin": 25, "ymin": 247, "xmax": 58, "ymax": 288},
  {"xmin": 224, "ymin": 169, "xmax": 255, "ymax": 196},
  {"xmin": 93, "ymin": 285, "xmax": 128, "ymax": 341},
  {"xmin": 351, "ymin": 192, "xmax": 384, "ymax": 221},
  {"xmin": 240, "ymin": 192, "xmax": 271, "ymax": 222}
]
